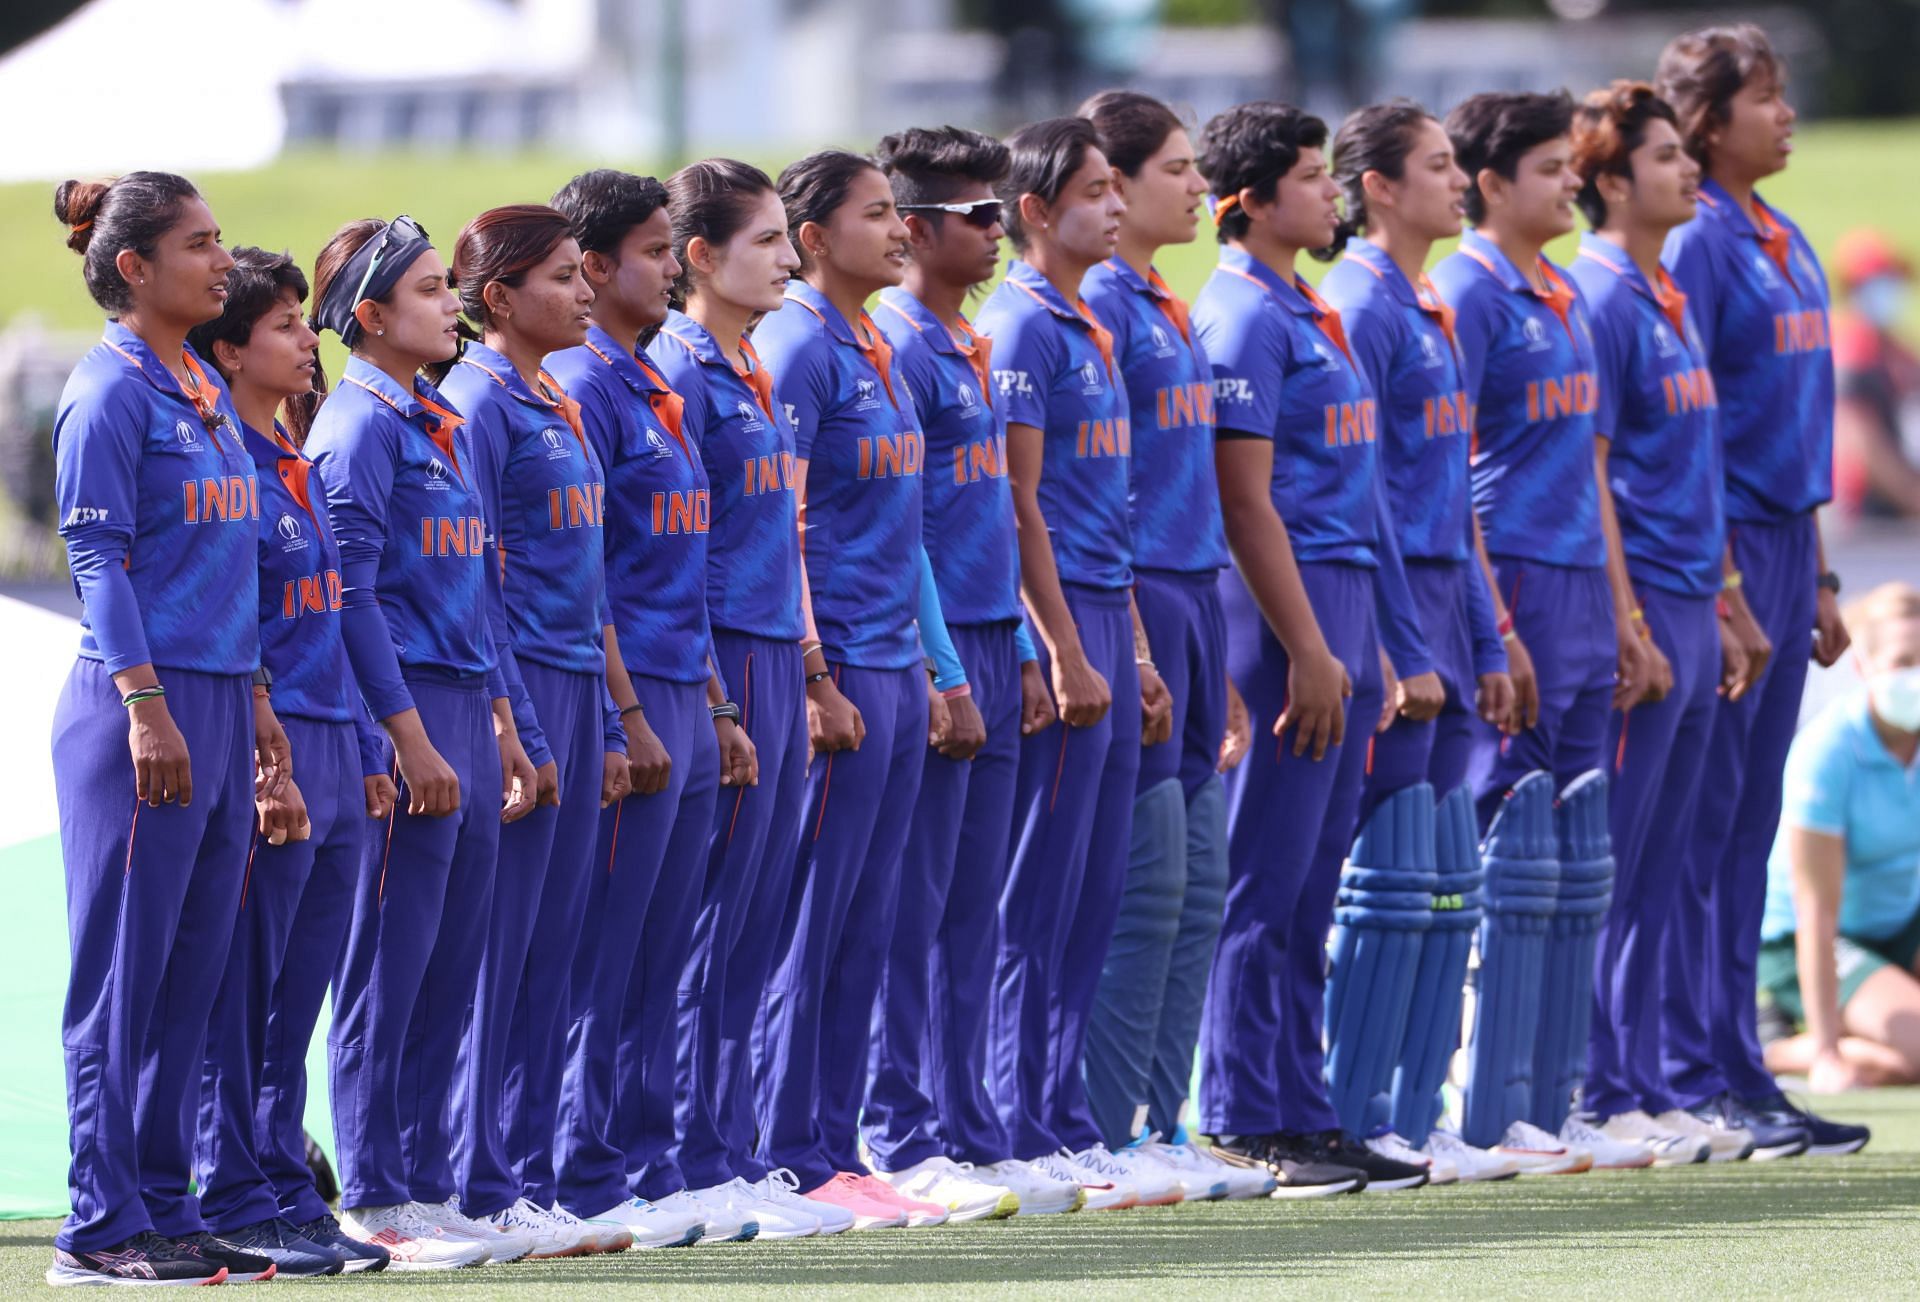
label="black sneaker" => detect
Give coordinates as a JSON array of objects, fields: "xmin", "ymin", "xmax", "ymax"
[
  {"xmin": 46, "ymin": 1229, "xmax": 228, "ymax": 1286},
  {"xmin": 1266, "ymin": 1132, "xmax": 1370, "ymax": 1198},
  {"xmin": 1301, "ymin": 1129, "xmax": 1428, "ymax": 1192},
  {"xmin": 1741, "ymin": 1092, "xmax": 1870, "ymax": 1156},
  {"xmin": 174, "ymin": 1230, "xmax": 277, "ymax": 1282},
  {"xmin": 1692, "ymin": 1092, "xmax": 1808, "ymax": 1161},
  {"xmin": 212, "ymin": 1216, "xmax": 345, "ymax": 1277},
  {"xmin": 296, "ymin": 1212, "xmax": 392, "ymax": 1273}
]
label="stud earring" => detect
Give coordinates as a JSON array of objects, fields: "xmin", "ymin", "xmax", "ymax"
[{"xmin": 375, "ymin": 329, "xmax": 384, "ymax": 337}]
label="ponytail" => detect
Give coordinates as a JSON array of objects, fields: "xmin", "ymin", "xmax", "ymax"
[
  {"xmin": 53, "ymin": 171, "xmax": 202, "ymax": 314},
  {"xmin": 1311, "ymin": 100, "xmax": 1433, "ymax": 263}
]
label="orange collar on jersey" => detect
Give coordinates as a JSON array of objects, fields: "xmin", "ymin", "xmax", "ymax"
[
  {"xmin": 1293, "ymin": 276, "xmax": 1355, "ymax": 366},
  {"xmin": 460, "ymin": 352, "xmax": 591, "ymax": 456},
  {"xmin": 263, "ymin": 421, "xmax": 322, "ymax": 516},
  {"xmin": 736, "ymin": 336, "xmax": 778, "ymax": 420},
  {"xmin": 342, "ymin": 372, "xmax": 468, "ymax": 481},
  {"xmin": 878, "ymin": 296, "xmax": 995, "ymax": 408},
  {"xmin": 1146, "ymin": 267, "xmax": 1194, "ymax": 346},
  {"xmin": 104, "ymin": 337, "xmax": 232, "ymax": 439},
  {"xmin": 1576, "ymin": 243, "xmax": 1691, "ymax": 337},
  {"xmin": 792, "ymin": 295, "xmax": 902, "ymax": 409},
  {"xmin": 1007, "ymin": 276, "xmax": 1118, "ymax": 379},
  {"xmin": 1461, "ymin": 242, "xmax": 1578, "ymax": 341},
  {"xmin": 1749, "ymin": 196, "xmax": 1798, "ymax": 289}
]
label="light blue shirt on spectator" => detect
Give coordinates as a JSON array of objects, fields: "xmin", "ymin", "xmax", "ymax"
[{"xmin": 1763, "ymin": 692, "xmax": 1920, "ymax": 943}]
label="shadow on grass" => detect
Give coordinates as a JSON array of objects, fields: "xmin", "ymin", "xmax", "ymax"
[{"xmin": 317, "ymin": 1158, "xmax": 1920, "ymax": 1289}]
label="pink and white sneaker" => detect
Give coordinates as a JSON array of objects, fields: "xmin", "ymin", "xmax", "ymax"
[
  {"xmin": 848, "ymin": 1174, "xmax": 949, "ymax": 1228},
  {"xmin": 802, "ymin": 1173, "xmax": 909, "ymax": 1231}
]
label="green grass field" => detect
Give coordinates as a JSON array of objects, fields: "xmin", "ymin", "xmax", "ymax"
[
  {"xmin": 3, "ymin": 119, "xmax": 1919, "ymax": 337},
  {"xmin": 3, "ymin": 1089, "xmax": 1917, "ymax": 1298}
]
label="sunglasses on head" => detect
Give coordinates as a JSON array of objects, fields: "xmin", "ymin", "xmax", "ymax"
[
  {"xmin": 348, "ymin": 214, "xmax": 431, "ymax": 310},
  {"xmin": 898, "ymin": 198, "xmax": 1003, "ymax": 230}
]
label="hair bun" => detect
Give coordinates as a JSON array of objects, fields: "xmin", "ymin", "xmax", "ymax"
[{"xmin": 54, "ymin": 178, "xmax": 110, "ymax": 253}]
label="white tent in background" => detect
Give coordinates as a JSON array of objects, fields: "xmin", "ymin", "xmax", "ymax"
[{"xmin": 0, "ymin": 0, "xmax": 288, "ymax": 181}]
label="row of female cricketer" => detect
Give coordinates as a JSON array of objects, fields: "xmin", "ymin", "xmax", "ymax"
[{"xmin": 43, "ymin": 17, "xmax": 1871, "ymax": 1289}]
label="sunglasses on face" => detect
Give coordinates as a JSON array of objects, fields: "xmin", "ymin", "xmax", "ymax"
[{"xmin": 898, "ymin": 199, "xmax": 1003, "ymax": 230}]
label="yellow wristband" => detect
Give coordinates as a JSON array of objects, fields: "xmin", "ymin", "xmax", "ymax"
[
  {"xmin": 1722, "ymin": 570, "xmax": 1744, "ymax": 592},
  {"xmin": 1629, "ymin": 607, "xmax": 1646, "ymax": 625}
]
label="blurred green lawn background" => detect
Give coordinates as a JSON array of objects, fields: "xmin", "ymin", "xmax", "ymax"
[{"xmin": 2, "ymin": 119, "xmax": 1917, "ymax": 356}]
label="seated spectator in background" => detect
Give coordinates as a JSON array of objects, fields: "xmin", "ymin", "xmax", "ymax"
[
  {"xmin": 1831, "ymin": 231, "xmax": 1920, "ymax": 520},
  {"xmin": 1760, "ymin": 582, "xmax": 1920, "ymax": 1091}
]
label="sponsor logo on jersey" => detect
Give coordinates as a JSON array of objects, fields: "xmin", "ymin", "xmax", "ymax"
[
  {"xmin": 646, "ymin": 429, "xmax": 672, "ymax": 458},
  {"xmin": 736, "ymin": 399, "xmax": 764, "ymax": 430},
  {"xmin": 174, "ymin": 419, "xmax": 202, "ymax": 450},
  {"xmin": 956, "ymin": 382, "xmax": 978, "ymax": 410},
  {"xmin": 63, "ymin": 505, "xmax": 110, "ymax": 526},
  {"xmin": 1080, "ymin": 360, "xmax": 1103, "ymax": 394},
  {"xmin": 542, "ymin": 427, "xmax": 572, "ymax": 460},
  {"xmin": 1419, "ymin": 332, "xmax": 1443, "ymax": 369},
  {"xmin": 425, "ymin": 457, "xmax": 451, "ymax": 491},
  {"xmin": 1149, "ymin": 324, "xmax": 1176, "ymax": 358},
  {"xmin": 1522, "ymin": 317, "xmax": 1550, "ymax": 352},
  {"xmin": 1213, "ymin": 376, "xmax": 1255, "ymax": 405},
  {"xmin": 994, "ymin": 369, "xmax": 1036, "ymax": 400}
]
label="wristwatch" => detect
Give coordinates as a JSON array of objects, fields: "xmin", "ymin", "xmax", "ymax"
[
  {"xmin": 711, "ymin": 701, "xmax": 742, "ymax": 724},
  {"xmin": 1817, "ymin": 572, "xmax": 1842, "ymax": 595}
]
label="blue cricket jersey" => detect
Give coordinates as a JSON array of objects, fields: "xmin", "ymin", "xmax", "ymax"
[
  {"xmin": 244, "ymin": 419, "xmax": 355, "ymax": 722},
  {"xmin": 547, "ymin": 325, "xmax": 713, "ymax": 685},
  {"xmin": 875, "ymin": 286, "xmax": 1022, "ymax": 627},
  {"xmin": 54, "ymin": 322, "xmax": 259, "ymax": 675},
  {"xmin": 975, "ymin": 259, "xmax": 1133, "ymax": 591},
  {"xmin": 752, "ymin": 280, "xmax": 926, "ymax": 670},
  {"xmin": 1432, "ymin": 230, "xmax": 1605, "ymax": 570},
  {"xmin": 1663, "ymin": 178, "xmax": 1832, "ymax": 524},
  {"xmin": 649, "ymin": 310, "xmax": 805, "ymax": 643},
  {"xmin": 1571, "ymin": 235, "xmax": 1724, "ymax": 598},
  {"xmin": 305, "ymin": 358, "xmax": 505, "ymax": 722},
  {"xmin": 1193, "ymin": 246, "xmax": 1382, "ymax": 567},
  {"xmin": 1082, "ymin": 256, "xmax": 1228, "ymax": 575}
]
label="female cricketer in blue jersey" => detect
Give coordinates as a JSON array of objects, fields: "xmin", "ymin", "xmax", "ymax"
[
  {"xmin": 1654, "ymin": 23, "xmax": 1864, "ymax": 1156},
  {"xmin": 978, "ymin": 117, "xmax": 1174, "ymax": 1207},
  {"xmin": 1565, "ymin": 84, "xmax": 1754, "ymax": 1161},
  {"xmin": 188, "ymin": 249, "xmax": 396, "ymax": 1277},
  {"xmin": 435, "ymin": 204, "xmax": 634, "ymax": 1255},
  {"xmin": 863, "ymin": 125, "xmax": 1083, "ymax": 1220},
  {"xmin": 1190, "ymin": 102, "xmax": 1429, "ymax": 1198},
  {"xmin": 47, "ymin": 173, "xmax": 292, "ymax": 1288},
  {"xmin": 547, "ymin": 169, "xmax": 797, "ymax": 1246},
  {"xmin": 752, "ymin": 150, "xmax": 965, "ymax": 1228},
  {"xmin": 648, "ymin": 160, "xmax": 831, "ymax": 1231},
  {"xmin": 302, "ymin": 215, "xmax": 539, "ymax": 1268},
  {"xmin": 1317, "ymin": 101, "xmax": 1518, "ymax": 1181},
  {"xmin": 1078, "ymin": 91, "xmax": 1267, "ymax": 1200}
]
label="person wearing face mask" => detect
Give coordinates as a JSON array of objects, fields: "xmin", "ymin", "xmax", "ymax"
[
  {"xmin": 302, "ymin": 214, "xmax": 540, "ymax": 1268},
  {"xmin": 434, "ymin": 204, "xmax": 634, "ymax": 1259},
  {"xmin": 1433, "ymin": 92, "xmax": 1652, "ymax": 1172},
  {"xmin": 1755, "ymin": 582, "xmax": 1920, "ymax": 1117},
  {"xmin": 1315, "ymin": 100, "xmax": 1518, "ymax": 1184},
  {"xmin": 1075, "ymin": 91, "xmax": 1265, "ymax": 1201},
  {"xmin": 1189, "ymin": 100, "xmax": 1429, "ymax": 1200},
  {"xmin": 1565, "ymin": 82, "xmax": 1754, "ymax": 1167},
  {"xmin": 976, "ymin": 117, "xmax": 1174, "ymax": 1210},
  {"xmin": 1831, "ymin": 231, "xmax": 1920, "ymax": 520},
  {"xmin": 1655, "ymin": 22, "xmax": 1862, "ymax": 1158},
  {"xmin": 749, "ymin": 149, "xmax": 968, "ymax": 1231}
]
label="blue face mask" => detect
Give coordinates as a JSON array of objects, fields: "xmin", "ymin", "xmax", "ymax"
[{"xmin": 1853, "ymin": 274, "xmax": 1910, "ymax": 332}]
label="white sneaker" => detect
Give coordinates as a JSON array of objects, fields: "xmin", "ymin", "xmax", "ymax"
[
  {"xmin": 420, "ymin": 1200, "xmax": 533, "ymax": 1263},
  {"xmin": 1192, "ymin": 1142, "xmax": 1278, "ymax": 1200},
  {"xmin": 1106, "ymin": 1141, "xmax": 1184, "ymax": 1206},
  {"xmin": 878, "ymin": 1155, "xmax": 1019, "ymax": 1222},
  {"xmin": 716, "ymin": 1177, "xmax": 819, "ymax": 1240},
  {"xmin": 1422, "ymin": 1130, "xmax": 1518, "ymax": 1183},
  {"xmin": 1654, "ymin": 1108, "xmax": 1754, "ymax": 1163},
  {"xmin": 1366, "ymin": 1131, "xmax": 1451, "ymax": 1185},
  {"xmin": 1592, "ymin": 1111, "xmax": 1703, "ymax": 1167},
  {"xmin": 581, "ymin": 1195, "xmax": 706, "ymax": 1249},
  {"xmin": 674, "ymin": 1184, "xmax": 760, "ymax": 1244},
  {"xmin": 978, "ymin": 1158, "xmax": 1084, "ymax": 1215},
  {"xmin": 339, "ymin": 1203, "xmax": 490, "ymax": 1271},
  {"xmin": 487, "ymin": 1198, "xmax": 593, "ymax": 1260},
  {"xmin": 1496, "ymin": 1120, "xmax": 1594, "ymax": 1175},
  {"xmin": 1566, "ymin": 1121, "xmax": 1658, "ymax": 1175},
  {"xmin": 758, "ymin": 1168, "xmax": 854, "ymax": 1236},
  {"xmin": 1066, "ymin": 1145, "xmax": 1140, "ymax": 1211},
  {"xmin": 547, "ymin": 1202, "xmax": 631, "ymax": 1254},
  {"xmin": 1139, "ymin": 1139, "xmax": 1231, "ymax": 1201}
]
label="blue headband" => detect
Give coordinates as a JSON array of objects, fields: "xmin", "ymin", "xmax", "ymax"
[{"xmin": 311, "ymin": 214, "xmax": 435, "ymax": 348}]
